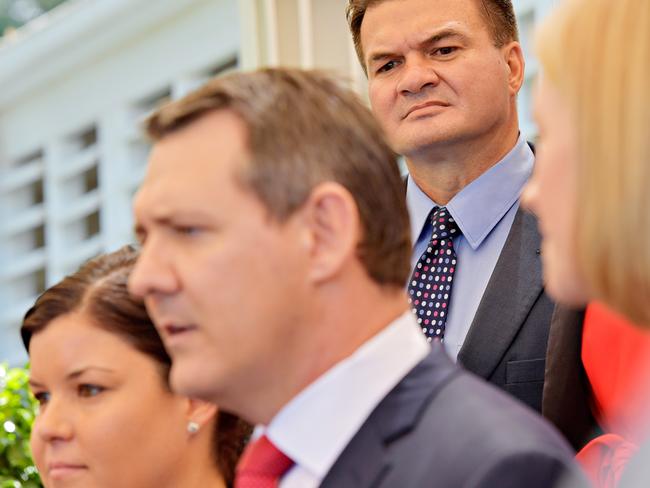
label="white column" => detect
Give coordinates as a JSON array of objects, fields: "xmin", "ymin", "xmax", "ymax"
[
  {"xmin": 98, "ymin": 108, "xmax": 138, "ymax": 251},
  {"xmin": 42, "ymin": 139, "xmax": 70, "ymax": 286},
  {"xmin": 236, "ymin": 0, "xmax": 362, "ymax": 94}
]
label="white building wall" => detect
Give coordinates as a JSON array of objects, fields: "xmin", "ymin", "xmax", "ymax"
[
  {"xmin": 0, "ymin": 0, "xmax": 240, "ymax": 364},
  {"xmin": 0, "ymin": 0, "xmax": 559, "ymax": 364},
  {"xmin": 514, "ymin": 0, "xmax": 561, "ymax": 138}
]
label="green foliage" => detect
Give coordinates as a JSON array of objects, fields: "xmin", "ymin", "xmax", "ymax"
[{"xmin": 0, "ymin": 364, "xmax": 42, "ymax": 488}]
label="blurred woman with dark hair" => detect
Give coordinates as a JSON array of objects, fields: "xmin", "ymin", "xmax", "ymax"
[{"xmin": 22, "ymin": 245, "xmax": 251, "ymax": 488}]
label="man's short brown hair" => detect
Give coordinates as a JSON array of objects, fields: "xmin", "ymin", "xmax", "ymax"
[
  {"xmin": 146, "ymin": 68, "xmax": 411, "ymax": 288},
  {"xmin": 346, "ymin": 0, "xmax": 520, "ymax": 71}
]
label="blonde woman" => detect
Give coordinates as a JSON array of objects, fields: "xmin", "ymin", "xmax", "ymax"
[{"xmin": 522, "ymin": 0, "xmax": 650, "ymax": 486}]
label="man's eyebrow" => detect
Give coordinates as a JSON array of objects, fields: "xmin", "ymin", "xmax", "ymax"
[
  {"xmin": 367, "ymin": 30, "xmax": 468, "ymax": 65},
  {"xmin": 368, "ymin": 51, "xmax": 396, "ymax": 64},
  {"xmin": 133, "ymin": 216, "xmax": 174, "ymax": 237},
  {"xmin": 422, "ymin": 29, "xmax": 468, "ymax": 46}
]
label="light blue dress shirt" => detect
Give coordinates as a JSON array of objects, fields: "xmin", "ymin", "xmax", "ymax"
[{"xmin": 406, "ymin": 136, "xmax": 534, "ymax": 361}]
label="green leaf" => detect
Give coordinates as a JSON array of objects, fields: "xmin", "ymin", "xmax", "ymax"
[
  {"xmin": 0, "ymin": 364, "xmax": 41, "ymax": 486},
  {"xmin": 0, "ymin": 480, "xmax": 22, "ymax": 488}
]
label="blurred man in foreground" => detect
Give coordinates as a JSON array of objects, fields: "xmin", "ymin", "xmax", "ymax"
[{"xmin": 129, "ymin": 68, "xmax": 581, "ymax": 487}]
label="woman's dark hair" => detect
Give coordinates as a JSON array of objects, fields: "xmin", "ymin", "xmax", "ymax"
[{"xmin": 21, "ymin": 245, "xmax": 251, "ymax": 486}]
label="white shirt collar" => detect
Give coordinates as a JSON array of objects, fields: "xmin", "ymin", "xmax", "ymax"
[{"xmin": 258, "ymin": 311, "xmax": 430, "ymax": 482}]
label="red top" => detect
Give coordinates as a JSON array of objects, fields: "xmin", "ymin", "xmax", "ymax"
[{"xmin": 576, "ymin": 302, "xmax": 650, "ymax": 487}]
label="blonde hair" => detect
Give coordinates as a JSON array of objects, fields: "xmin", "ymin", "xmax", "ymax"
[{"xmin": 536, "ymin": 0, "xmax": 650, "ymax": 326}]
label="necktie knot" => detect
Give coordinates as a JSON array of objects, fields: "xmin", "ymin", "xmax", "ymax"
[
  {"xmin": 235, "ymin": 435, "xmax": 294, "ymax": 488},
  {"xmin": 429, "ymin": 206, "xmax": 459, "ymax": 242}
]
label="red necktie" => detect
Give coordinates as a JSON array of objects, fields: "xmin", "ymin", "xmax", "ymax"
[{"xmin": 235, "ymin": 435, "xmax": 294, "ymax": 488}]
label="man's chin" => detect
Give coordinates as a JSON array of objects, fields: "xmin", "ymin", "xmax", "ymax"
[
  {"xmin": 169, "ymin": 364, "xmax": 217, "ymax": 401},
  {"xmin": 393, "ymin": 130, "xmax": 462, "ymax": 157}
]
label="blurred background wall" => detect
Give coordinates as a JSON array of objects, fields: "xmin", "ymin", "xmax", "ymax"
[{"xmin": 0, "ymin": 0, "xmax": 558, "ymax": 364}]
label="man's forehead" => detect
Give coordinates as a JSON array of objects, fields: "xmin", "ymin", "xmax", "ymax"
[
  {"xmin": 361, "ymin": 0, "xmax": 486, "ymax": 48},
  {"xmin": 145, "ymin": 109, "xmax": 249, "ymax": 173},
  {"xmin": 137, "ymin": 112, "xmax": 248, "ymax": 197},
  {"xmin": 134, "ymin": 148, "xmax": 186, "ymax": 206},
  {"xmin": 133, "ymin": 163, "xmax": 216, "ymax": 220}
]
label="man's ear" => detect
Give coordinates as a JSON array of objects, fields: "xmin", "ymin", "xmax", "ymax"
[
  {"xmin": 299, "ymin": 182, "xmax": 361, "ymax": 284},
  {"xmin": 503, "ymin": 41, "xmax": 525, "ymax": 95},
  {"xmin": 185, "ymin": 398, "xmax": 218, "ymax": 430}
]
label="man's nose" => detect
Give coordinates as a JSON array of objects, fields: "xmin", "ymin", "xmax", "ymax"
[
  {"xmin": 396, "ymin": 57, "xmax": 441, "ymax": 95},
  {"xmin": 128, "ymin": 238, "xmax": 178, "ymax": 299}
]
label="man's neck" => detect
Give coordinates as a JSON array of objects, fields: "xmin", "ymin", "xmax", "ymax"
[
  {"xmin": 406, "ymin": 128, "xmax": 520, "ymax": 205},
  {"xmin": 227, "ymin": 282, "xmax": 409, "ymax": 426}
]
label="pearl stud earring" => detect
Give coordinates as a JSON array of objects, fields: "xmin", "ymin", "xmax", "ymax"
[{"xmin": 187, "ymin": 421, "xmax": 200, "ymax": 434}]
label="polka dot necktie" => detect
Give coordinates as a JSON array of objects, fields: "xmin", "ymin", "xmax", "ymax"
[
  {"xmin": 408, "ymin": 206, "xmax": 460, "ymax": 342},
  {"xmin": 234, "ymin": 435, "xmax": 294, "ymax": 488}
]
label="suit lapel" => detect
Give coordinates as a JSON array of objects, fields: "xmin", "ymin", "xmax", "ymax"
[
  {"xmin": 318, "ymin": 426, "xmax": 390, "ymax": 488},
  {"xmin": 320, "ymin": 345, "xmax": 459, "ymax": 487},
  {"xmin": 457, "ymin": 206, "xmax": 543, "ymax": 378}
]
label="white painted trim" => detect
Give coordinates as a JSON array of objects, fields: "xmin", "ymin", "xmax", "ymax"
[
  {"xmin": 0, "ymin": 0, "xmax": 212, "ymax": 106},
  {"xmin": 263, "ymin": 0, "xmax": 280, "ymax": 65},
  {"xmin": 297, "ymin": 0, "xmax": 313, "ymax": 68},
  {"xmin": 237, "ymin": 0, "xmax": 262, "ymax": 69}
]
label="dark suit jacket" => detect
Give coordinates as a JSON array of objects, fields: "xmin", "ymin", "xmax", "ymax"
[
  {"xmin": 404, "ymin": 154, "xmax": 589, "ymax": 442},
  {"xmin": 542, "ymin": 305, "xmax": 599, "ymax": 451},
  {"xmin": 321, "ymin": 343, "xmax": 585, "ymax": 488},
  {"xmin": 455, "ymin": 206, "xmax": 575, "ymax": 414},
  {"xmin": 456, "ymin": 207, "xmax": 598, "ymax": 450}
]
